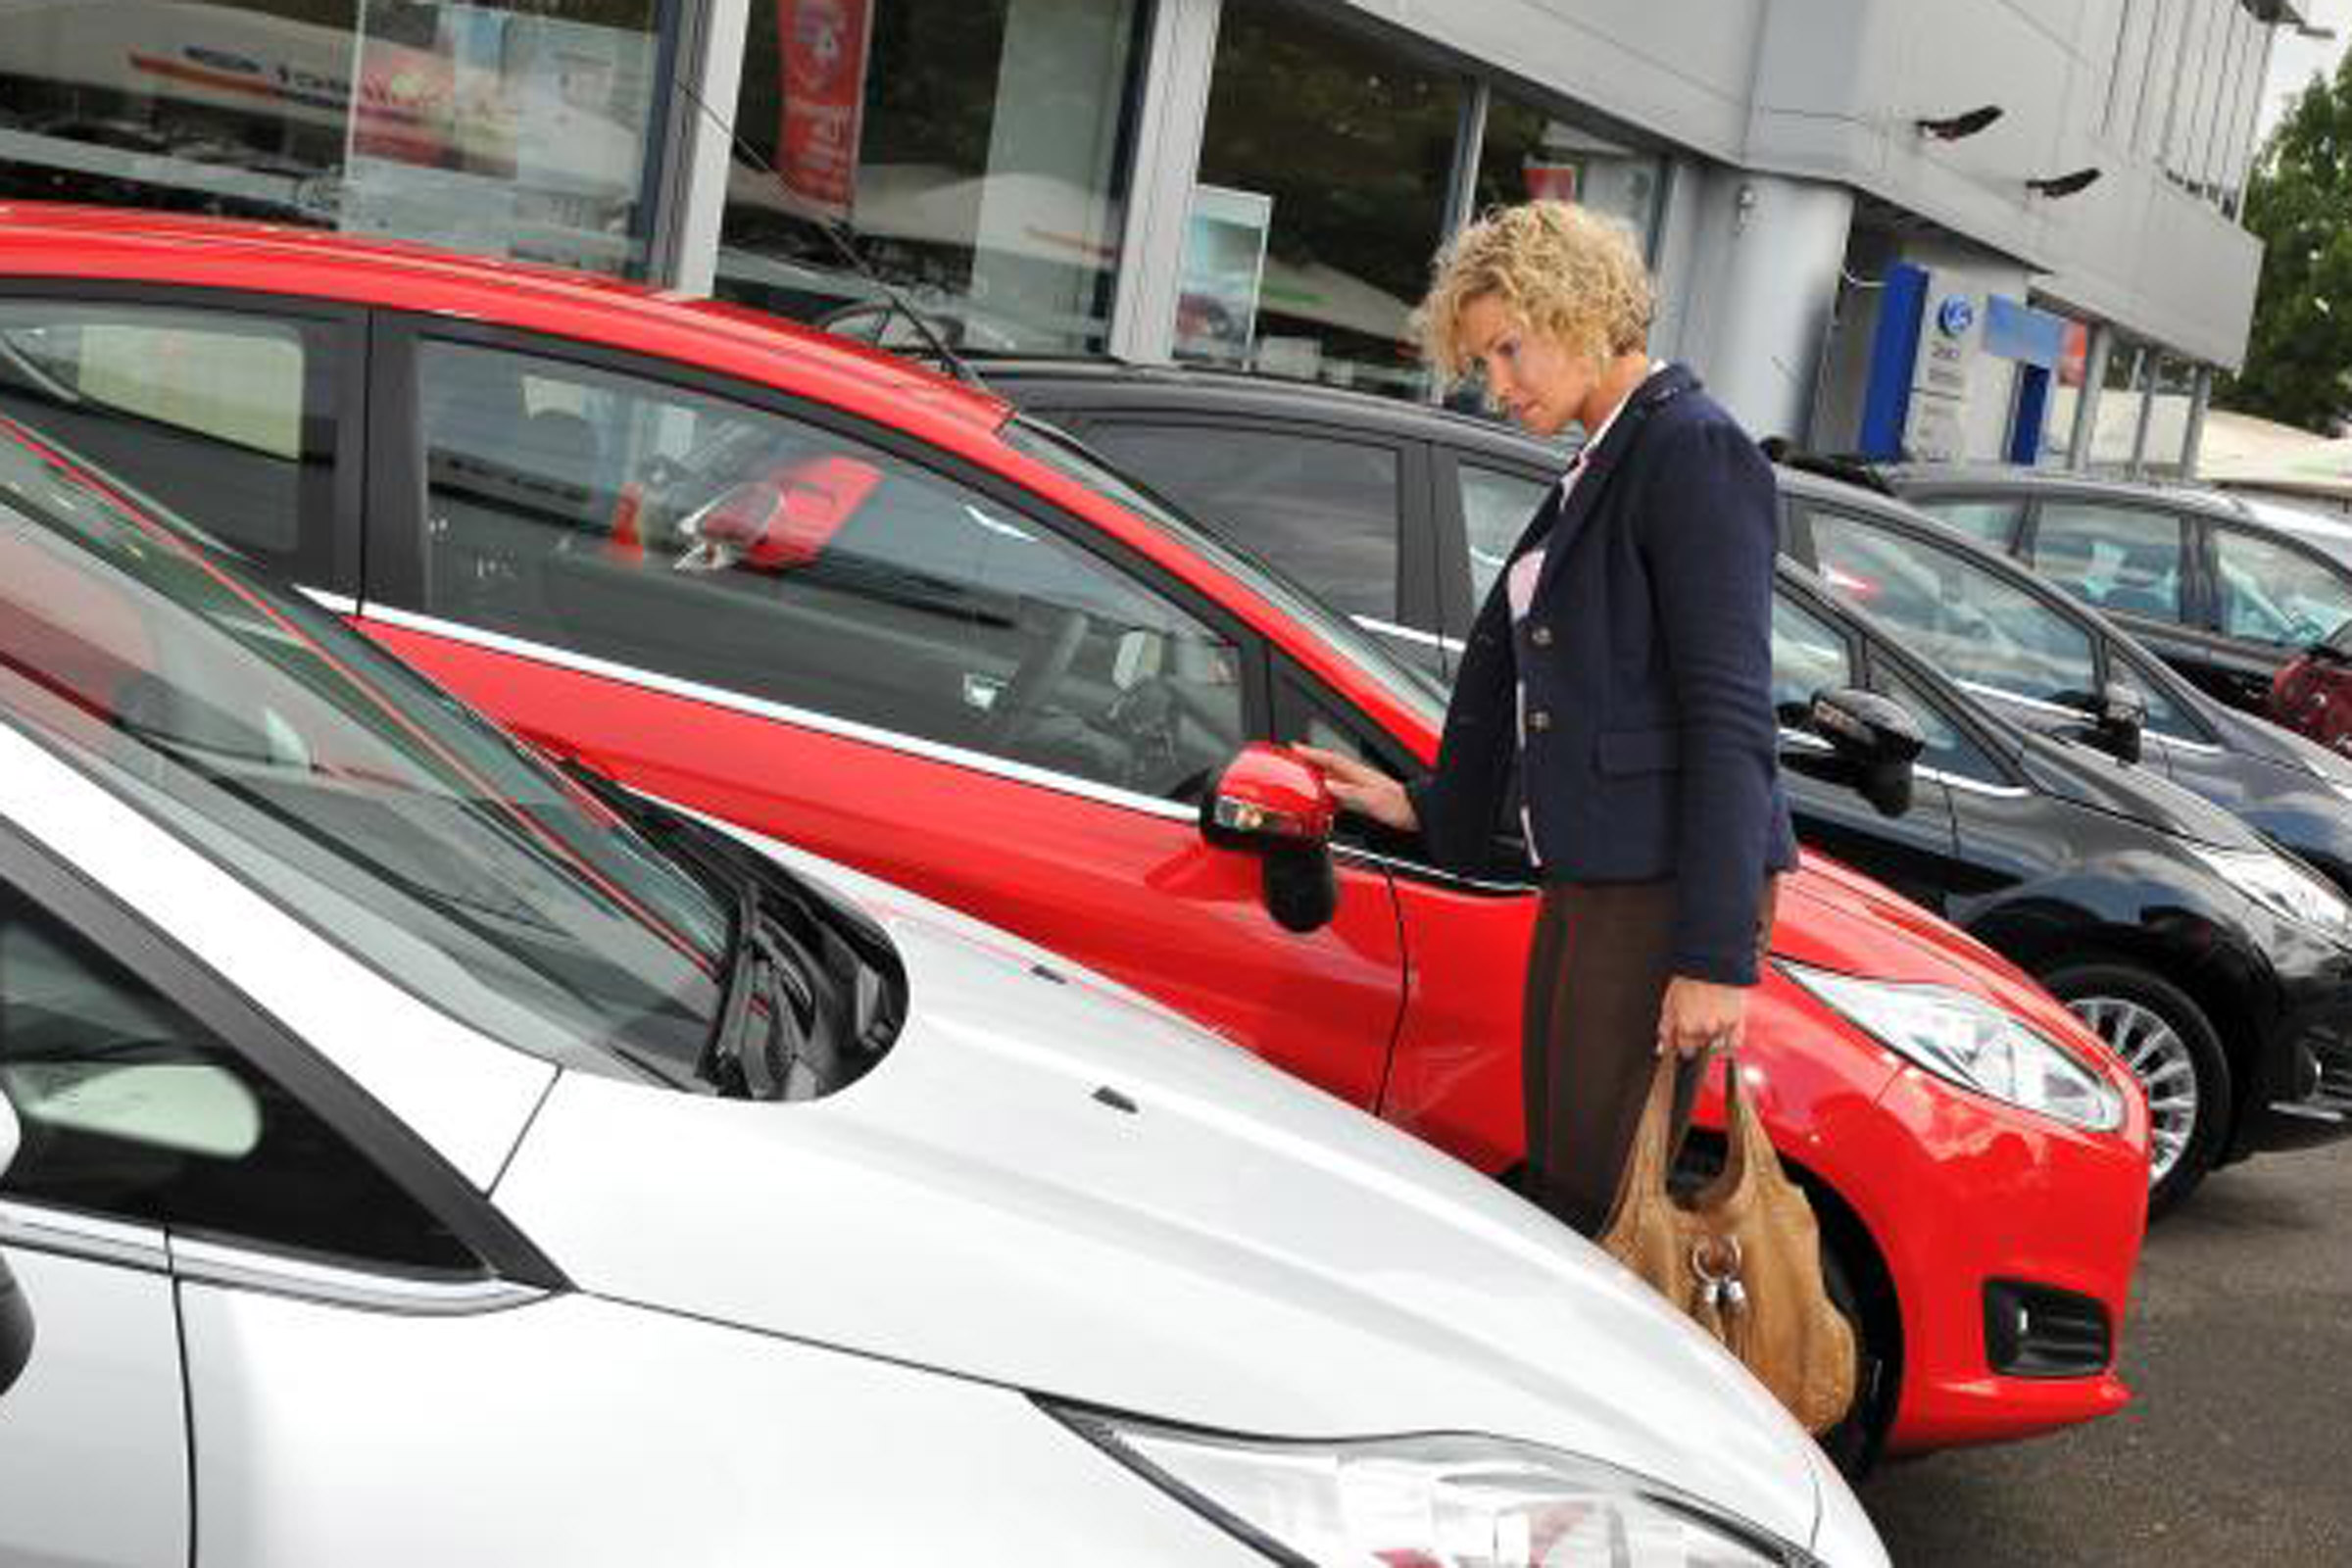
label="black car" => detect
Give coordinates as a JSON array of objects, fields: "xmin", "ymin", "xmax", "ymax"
[
  {"xmin": 1770, "ymin": 465, "xmax": 2352, "ymax": 902},
  {"xmin": 990, "ymin": 361, "xmax": 2352, "ymax": 1210},
  {"xmin": 1880, "ymin": 464, "xmax": 2352, "ymax": 717}
]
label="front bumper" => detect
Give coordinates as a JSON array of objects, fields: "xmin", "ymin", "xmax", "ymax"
[
  {"xmin": 1849, "ymin": 1064, "xmax": 2147, "ymax": 1456},
  {"xmin": 2230, "ymin": 938, "xmax": 2352, "ymax": 1159}
]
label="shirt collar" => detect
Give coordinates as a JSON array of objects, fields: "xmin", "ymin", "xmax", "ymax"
[{"xmin": 1559, "ymin": 360, "xmax": 1670, "ymax": 493}]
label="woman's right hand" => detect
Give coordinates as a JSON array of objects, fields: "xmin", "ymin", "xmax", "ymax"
[{"xmin": 1292, "ymin": 744, "xmax": 1419, "ymax": 833}]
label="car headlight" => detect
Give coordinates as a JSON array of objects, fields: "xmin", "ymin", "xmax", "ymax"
[
  {"xmin": 2185, "ymin": 843, "xmax": 2352, "ymax": 937},
  {"xmin": 1779, "ymin": 962, "xmax": 2124, "ymax": 1132},
  {"xmin": 1045, "ymin": 1407, "xmax": 1823, "ymax": 1567}
]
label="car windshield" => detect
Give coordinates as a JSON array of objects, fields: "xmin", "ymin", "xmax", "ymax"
[
  {"xmin": 0, "ymin": 416, "xmax": 731, "ymax": 1084},
  {"xmin": 1001, "ymin": 416, "xmax": 1448, "ymax": 723}
]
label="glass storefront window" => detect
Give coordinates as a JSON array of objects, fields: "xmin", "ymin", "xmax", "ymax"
[
  {"xmin": 2089, "ymin": 334, "xmax": 2149, "ymax": 470},
  {"xmin": 1181, "ymin": 0, "xmax": 1466, "ymax": 397},
  {"xmin": 1473, "ymin": 93, "xmax": 1663, "ymax": 260},
  {"xmin": 712, "ymin": 0, "xmax": 1147, "ymax": 356},
  {"xmin": 2040, "ymin": 314, "xmax": 2090, "ymax": 468},
  {"xmin": 0, "ymin": 1, "xmax": 664, "ymax": 276}
]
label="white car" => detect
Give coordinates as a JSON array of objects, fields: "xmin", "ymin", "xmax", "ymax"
[{"xmin": 0, "ymin": 415, "xmax": 1885, "ymax": 1566}]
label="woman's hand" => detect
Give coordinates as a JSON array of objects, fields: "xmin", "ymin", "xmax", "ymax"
[
  {"xmin": 1657, "ymin": 976, "xmax": 1749, "ymax": 1059},
  {"xmin": 1292, "ymin": 745, "xmax": 1418, "ymax": 833}
]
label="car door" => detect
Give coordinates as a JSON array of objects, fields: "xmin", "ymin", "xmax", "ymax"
[
  {"xmin": 358, "ymin": 321, "xmax": 1407, "ymax": 1110},
  {"xmin": 1060, "ymin": 413, "xmax": 1448, "ymax": 678},
  {"xmin": 0, "ymin": 844, "xmax": 189, "ymax": 1568},
  {"xmin": 0, "ymin": 812, "xmax": 567, "ymax": 1568},
  {"xmin": 0, "ymin": 284, "xmax": 365, "ymax": 598},
  {"xmin": 1768, "ymin": 590, "xmax": 1965, "ymax": 913},
  {"xmin": 2200, "ymin": 520, "xmax": 2352, "ymax": 710}
]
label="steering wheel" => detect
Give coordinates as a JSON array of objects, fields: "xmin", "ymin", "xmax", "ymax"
[{"xmin": 983, "ymin": 603, "xmax": 1091, "ymax": 752}]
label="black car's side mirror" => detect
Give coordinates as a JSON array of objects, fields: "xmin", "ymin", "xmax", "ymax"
[
  {"xmin": 1808, "ymin": 687, "xmax": 1925, "ymax": 817},
  {"xmin": 2084, "ymin": 681, "xmax": 2146, "ymax": 766},
  {"xmin": 0, "ymin": 1094, "xmax": 32, "ymax": 1399}
]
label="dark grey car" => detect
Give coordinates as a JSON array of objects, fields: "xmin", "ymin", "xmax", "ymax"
[{"xmin": 1882, "ymin": 465, "xmax": 2352, "ymax": 717}]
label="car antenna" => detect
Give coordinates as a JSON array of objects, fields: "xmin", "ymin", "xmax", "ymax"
[{"xmin": 666, "ymin": 70, "xmax": 990, "ymax": 392}]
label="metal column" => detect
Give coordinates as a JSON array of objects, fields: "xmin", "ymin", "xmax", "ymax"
[{"xmin": 1107, "ymin": 0, "xmax": 1224, "ymax": 365}]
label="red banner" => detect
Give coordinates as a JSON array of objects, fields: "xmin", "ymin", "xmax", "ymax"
[
  {"xmin": 1523, "ymin": 163, "xmax": 1581, "ymax": 205},
  {"xmin": 777, "ymin": 0, "xmax": 873, "ymax": 222}
]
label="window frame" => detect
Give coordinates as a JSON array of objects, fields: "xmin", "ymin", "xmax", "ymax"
[
  {"xmin": 0, "ymin": 811, "xmax": 560, "ymax": 1292},
  {"xmin": 364, "ymin": 310, "xmax": 1275, "ymax": 808},
  {"xmin": 0, "ymin": 280, "xmax": 368, "ymax": 597}
]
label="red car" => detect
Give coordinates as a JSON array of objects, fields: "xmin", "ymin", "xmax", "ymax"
[
  {"xmin": 0, "ymin": 207, "xmax": 2147, "ymax": 1460},
  {"xmin": 2269, "ymin": 626, "xmax": 2352, "ymax": 757}
]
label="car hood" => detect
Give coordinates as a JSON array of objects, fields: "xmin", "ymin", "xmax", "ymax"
[
  {"xmin": 2015, "ymin": 728, "xmax": 2266, "ymax": 850},
  {"xmin": 2220, "ymin": 695, "xmax": 2352, "ymax": 784},
  {"xmin": 493, "ymin": 834, "xmax": 1834, "ymax": 1552},
  {"xmin": 1774, "ymin": 854, "xmax": 2115, "ymax": 1055}
]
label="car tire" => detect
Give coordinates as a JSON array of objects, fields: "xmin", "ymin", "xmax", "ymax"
[
  {"xmin": 2042, "ymin": 961, "xmax": 2231, "ymax": 1219},
  {"xmin": 1814, "ymin": 1233, "xmax": 1890, "ymax": 1479}
]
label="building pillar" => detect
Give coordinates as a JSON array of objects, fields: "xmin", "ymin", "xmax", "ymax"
[
  {"xmin": 654, "ymin": 0, "xmax": 753, "ymax": 295},
  {"xmin": 2182, "ymin": 365, "xmax": 2213, "ymax": 477},
  {"xmin": 2069, "ymin": 324, "xmax": 2110, "ymax": 471},
  {"xmin": 1671, "ymin": 170, "xmax": 1854, "ymax": 445},
  {"xmin": 1107, "ymin": 0, "xmax": 1222, "ymax": 364}
]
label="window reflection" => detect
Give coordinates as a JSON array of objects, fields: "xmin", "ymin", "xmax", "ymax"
[{"xmin": 714, "ymin": 0, "xmax": 1146, "ymax": 356}]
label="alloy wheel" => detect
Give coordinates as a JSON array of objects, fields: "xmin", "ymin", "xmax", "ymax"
[{"xmin": 2067, "ymin": 995, "xmax": 2198, "ymax": 1186}]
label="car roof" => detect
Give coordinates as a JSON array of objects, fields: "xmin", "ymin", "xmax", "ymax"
[
  {"xmin": 970, "ymin": 357, "xmax": 1576, "ymax": 464},
  {"xmin": 0, "ymin": 203, "xmax": 1012, "ymax": 439},
  {"xmin": 1881, "ymin": 460, "xmax": 2255, "ymax": 520}
]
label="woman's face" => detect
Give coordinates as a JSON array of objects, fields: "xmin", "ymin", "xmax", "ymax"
[{"xmin": 1459, "ymin": 294, "xmax": 1594, "ymax": 440}]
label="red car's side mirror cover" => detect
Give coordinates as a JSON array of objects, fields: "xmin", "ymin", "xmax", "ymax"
[{"xmin": 1200, "ymin": 743, "xmax": 1337, "ymax": 850}]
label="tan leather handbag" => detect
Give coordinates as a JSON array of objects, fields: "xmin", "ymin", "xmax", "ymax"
[{"xmin": 1598, "ymin": 1048, "xmax": 1858, "ymax": 1435}]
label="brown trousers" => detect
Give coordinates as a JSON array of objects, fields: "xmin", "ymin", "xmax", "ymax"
[{"xmin": 1521, "ymin": 876, "xmax": 1780, "ymax": 1239}]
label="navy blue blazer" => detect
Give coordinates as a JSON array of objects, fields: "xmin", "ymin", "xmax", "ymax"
[{"xmin": 1409, "ymin": 364, "xmax": 1797, "ymax": 985}]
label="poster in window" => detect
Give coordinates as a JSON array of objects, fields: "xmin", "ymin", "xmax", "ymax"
[
  {"xmin": 777, "ymin": 0, "xmax": 875, "ymax": 221},
  {"xmin": 1177, "ymin": 184, "xmax": 1273, "ymax": 368},
  {"xmin": 1522, "ymin": 162, "xmax": 1581, "ymax": 204}
]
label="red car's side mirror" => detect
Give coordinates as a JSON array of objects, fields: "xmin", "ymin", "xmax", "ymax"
[{"xmin": 1200, "ymin": 744, "xmax": 1339, "ymax": 934}]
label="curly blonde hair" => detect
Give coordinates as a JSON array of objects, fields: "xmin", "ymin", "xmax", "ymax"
[{"xmin": 1414, "ymin": 201, "xmax": 1654, "ymax": 390}]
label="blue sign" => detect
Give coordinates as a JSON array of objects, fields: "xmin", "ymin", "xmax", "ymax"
[
  {"xmin": 1936, "ymin": 295, "xmax": 1977, "ymax": 338},
  {"xmin": 1982, "ymin": 295, "xmax": 2067, "ymax": 369}
]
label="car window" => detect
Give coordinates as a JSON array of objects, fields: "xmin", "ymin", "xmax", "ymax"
[
  {"xmin": 0, "ymin": 300, "xmax": 338, "ymax": 577},
  {"xmin": 2108, "ymin": 654, "xmax": 2203, "ymax": 744},
  {"xmin": 0, "ymin": 880, "xmax": 476, "ymax": 1275},
  {"xmin": 2029, "ymin": 501, "xmax": 2188, "ymax": 624},
  {"xmin": 1870, "ymin": 668, "xmax": 2003, "ymax": 787},
  {"xmin": 1909, "ymin": 496, "xmax": 2025, "ymax": 552},
  {"xmin": 0, "ymin": 416, "xmax": 732, "ymax": 1085},
  {"xmin": 1771, "ymin": 592, "xmax": 1857, "ymax": 724},
  {"xmin": 416, "ymin": 341, "xmax": 1243, "ymax": 803},
  {"xmin": 1457, "ymin": 463, "xmax": 1551, "ymax": 606},
  {"xmin": 2210, "ymin": 526, "xmax": 2352, "ymax": 648},
  {"xmin": 1805, "ymin": 507, "xmax": 2100, "ymax": 711},
  {"xmin": 1080, "ymin": 422, "xmax": 1401, "ymax": 622}
]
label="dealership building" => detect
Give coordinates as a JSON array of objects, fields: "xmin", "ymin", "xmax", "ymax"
[{"xmin": 0, "ymin": 0, "xmax": 2306, "ymax": 469}]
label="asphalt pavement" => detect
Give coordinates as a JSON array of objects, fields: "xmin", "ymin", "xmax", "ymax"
[{"xmin": 1858, "ymin": 1140, "xmax": 2352, "ymax": 1565}]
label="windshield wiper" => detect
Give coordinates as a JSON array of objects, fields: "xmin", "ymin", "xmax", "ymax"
[{"xmin": 700, "ymin": 878, "xmax": 831, "ymax": 1101}]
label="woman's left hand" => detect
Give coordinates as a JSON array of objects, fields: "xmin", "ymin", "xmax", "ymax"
[{"xmin": 1657, "ymin": 976, "xmax": 1749, "ymax": 1058}]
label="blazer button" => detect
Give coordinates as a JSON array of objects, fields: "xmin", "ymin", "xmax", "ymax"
[
  {"xmin": 1527, "ymin": 709, "xmax": 1552, "ymax": 733},
  {"xmin": 1529, "ymin": 624, "xmax": 1553, "ymax": 648}
]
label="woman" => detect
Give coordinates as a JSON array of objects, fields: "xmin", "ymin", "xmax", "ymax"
[{"xmin": 1300, "ymin": 201, "xmax": 1796, "ymax": 1240}]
